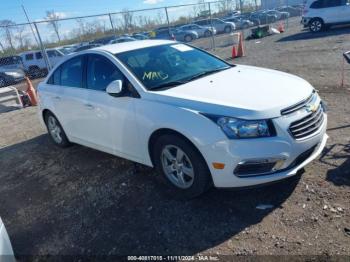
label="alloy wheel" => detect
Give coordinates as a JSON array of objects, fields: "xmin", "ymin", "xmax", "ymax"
[
  {"xmin": 47, "ymin": 116, "xmax": 63, "ymax": 144},
  {"xmin": 161, "ymin": 145, "xmax": 194, "ymax": 189}
]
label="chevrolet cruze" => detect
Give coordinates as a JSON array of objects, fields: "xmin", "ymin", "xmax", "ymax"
[{"xmin": 38, "ymin": 40, "xmax": 328, "ymax": 198}]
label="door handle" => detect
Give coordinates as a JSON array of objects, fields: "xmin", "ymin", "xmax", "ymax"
[
  {"xmin": 84, "ymin": 103, "xmax": 94, "ymax": 109},
  {"xmin": 53, "ymin": 96, "xmax": 61, "ymax": 100}
]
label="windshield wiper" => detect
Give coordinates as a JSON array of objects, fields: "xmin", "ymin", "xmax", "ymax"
[
  {"xmin": 184, "ymin": 67, "xmax": 230, "ymax": 82},
  {"xmin": 150, "ymin": 81, "xmax": 186, "ymax": 90}
]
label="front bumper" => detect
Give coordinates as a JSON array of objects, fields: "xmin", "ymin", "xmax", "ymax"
[
  {"xmin": 301, "ymin": 17, "xmax": 311, "ymax": 26},
  {"xmin": 200, "ymin": 113, "xmax": 328, "ymax": 188}
]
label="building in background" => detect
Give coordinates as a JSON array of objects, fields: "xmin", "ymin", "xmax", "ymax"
[{"xmin": 261, "ymin": 0, "xmax": 304, "ymax": 9}]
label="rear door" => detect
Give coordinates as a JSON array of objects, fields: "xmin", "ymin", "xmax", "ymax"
[
  {"xmin": 54, "ymin": 55, "xmax": 89, "ymax": 142},
  {"xmin": 320, "ymin": 0, "xmax": 345, "ymax": 23}
]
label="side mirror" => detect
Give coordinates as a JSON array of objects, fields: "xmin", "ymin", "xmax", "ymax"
[{"xmin": 106, "ymin": 80, "xmax": 123, "ymax": 96}]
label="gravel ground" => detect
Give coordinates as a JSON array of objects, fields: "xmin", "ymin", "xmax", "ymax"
[{"xmin": 0, "ymin": 18, "xmax": 349, "ymax": 257}]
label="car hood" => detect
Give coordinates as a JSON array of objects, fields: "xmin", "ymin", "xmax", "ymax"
[{"xmin": 148, "ymin": 65, "xmax": 314, "ymax": 119}]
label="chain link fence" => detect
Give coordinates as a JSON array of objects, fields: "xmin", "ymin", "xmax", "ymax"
[{"xmin": 0, "ymin": 0, "xmax": 304, "ymax": 87}]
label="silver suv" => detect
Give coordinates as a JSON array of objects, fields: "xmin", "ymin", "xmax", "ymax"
[{"xmin": 302, "ymin": 0, "xmax": 350, "ymax": 32}]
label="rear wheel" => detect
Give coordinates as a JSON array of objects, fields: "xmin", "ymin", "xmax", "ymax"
[
  {"xmin": 153, "ymin": 134, "xmax": 212, "ymax": 199},
  {"xmin": 184, "ymin": 34, "xmax": 193, "ymax": 42},
  {"xmin": 44, "ymin": 112, "xmax": 71, "ymax": 148},
  {"xmin": 309, "ymin": 18, "xmax": 324, "ymax": 32}
]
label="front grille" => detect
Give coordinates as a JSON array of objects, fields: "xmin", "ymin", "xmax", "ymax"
[
  {"xmin": 289, "ymin": 104, "xmax": 324, "ymax": 139},
  {"xmin": 281, "ymin": 90, "xmax": 316, "ymax": 115}
]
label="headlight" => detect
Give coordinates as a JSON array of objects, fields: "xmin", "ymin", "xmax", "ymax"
[{"xmin": 204, "ymin": 115, "xmax": 276, "ymax": 139}]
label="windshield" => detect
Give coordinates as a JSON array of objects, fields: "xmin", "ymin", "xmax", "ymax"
[{"xmin": 116, "ymin": 44, "xmax": 231, "ymax": 90}]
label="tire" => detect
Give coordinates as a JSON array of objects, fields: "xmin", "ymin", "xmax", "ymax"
[
  {"xmin": 153, "ymin": 134, "xmax": 212, "ymax": 199},
  {"xmin": 224, "ymin": 26, "xmax": 232, "ymax": 33},
  {"xmin": 29, "ymin": 66, "xmax": 40, "ymax": 78},
  {"xmin": 0, "ymin": 77, "xmax": 6, "ymax": 87},
  {"xmin": 44, "ymin": 112, "xmax": 71, "ymax": 148},
  {"xmin": 184, "ymin": 34, "xmax": 193, "ymax": 42},
  {"xmin": 204, "ymin": 30, "xmax": 212, "ymax": 37},
  {"xmin": 242, "ymin": 23, "xmax": 249, "ymax": 29},
  {"xmin": 309, "ymin": 18, "xmax": 324, "ymax": 33}
]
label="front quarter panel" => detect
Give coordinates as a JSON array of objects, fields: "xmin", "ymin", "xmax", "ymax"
[{"xmin": 134, "ymin": 98, "xmax": 227, "ymax": 166}]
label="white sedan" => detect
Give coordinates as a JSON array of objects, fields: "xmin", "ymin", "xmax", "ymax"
[{"xmin": 37, "ymin": 40, "xmax": 328, "ymax": 198}]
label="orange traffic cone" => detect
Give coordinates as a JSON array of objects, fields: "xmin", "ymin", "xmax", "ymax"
[
  {"xmin": 231, "ymin": 45, "xmax": 237, "ymax": 59},
  {"xmin": 278, "ymin": 22, "xmax": 285, "ymax": 33},
  {"xmin": 25, "ymin": 76, "xmax": 38, "ymax": 106},
  {"xmin": 237, "ymin": 32, "xmax": 245, "ymax": 57}
]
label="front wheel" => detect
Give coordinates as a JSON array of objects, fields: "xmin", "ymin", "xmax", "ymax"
[
  {"xmin": 153, "ymin": 134, "xmax": 212, "ymax": 199},
  {"xmin": 44, "ymin": 112, "xmax": 71, "ymax": 148},
  {"xmin": 309, "ymin": 18, "xmax": 324, "ymax": 32},
  {"xmin": 224, "ymin": 26, "xmax": 232, "ymax": 33},
  {"xmin": 204, "ymin": 30, "xmax": 212, "ymax": 37}
]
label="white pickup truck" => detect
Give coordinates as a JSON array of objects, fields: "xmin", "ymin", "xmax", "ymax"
[{"xmin": 19, "ymin": 48, "xmax": 65, "ymax": 77}]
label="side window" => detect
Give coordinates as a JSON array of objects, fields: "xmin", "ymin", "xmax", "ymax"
[
  {"xmin": 25, "ymin": 54, "xmax": 33, "ymax": 61},
  {"xmin": 47, "ymin": 67, "xmax": 61, "ymax": 85},
  {"xmin": 36, "ymin": 52, "xmax": 42, "ymax": 59},
  {"xmin": 47, "ymin": 50, "xmax": 56, "ymax": 57},
  {"xmin": 87, "ymin": 54, "xmax": 125, "ymax": 91},
  {"xmin": 60, "ymin": 56, "xmax": 83, "ymax": 88},
  {"xmin": 324, "ymin": 0, "xmax": 343, "ymax": 7}
]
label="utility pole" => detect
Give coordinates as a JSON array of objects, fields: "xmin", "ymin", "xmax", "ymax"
[{"xmin": 21, "ymin": 4, "xmax": 40, "ymax": 46}]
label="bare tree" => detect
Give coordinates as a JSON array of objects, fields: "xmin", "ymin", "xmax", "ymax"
[
  {"xmin": 15, "ymin": 25, "xmax": 28, "ymax": 49},
  {"xmin": 192, "ymin": 0, "xmax": 207, "ymax": 18},
  {"xmin": 0, "ymin": 20, "xmax": 15, "ymax": 50},
  {"xmin": 121, "ymin": 9, "xmax": 134, "ymax": 32},
  {"xmin": 217, "ymin": 0, "xmax": 234, "ymax": 13},
  {"xmin": 45, "ymin": 10, "xmax": 61, "ymax": 42}
]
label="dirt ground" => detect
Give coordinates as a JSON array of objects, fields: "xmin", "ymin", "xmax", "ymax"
[{"xmin": 0, "ymin": 17, "xmax": 350, "ymax": 258}]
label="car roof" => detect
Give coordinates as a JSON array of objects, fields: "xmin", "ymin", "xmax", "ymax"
[{"xmin": 93, "ymin": 40, "xmax": 175, "ymax": 54}]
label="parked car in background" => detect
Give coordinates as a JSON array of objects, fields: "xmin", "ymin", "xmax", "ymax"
[
  {"xmin": 277, "ymin": 6, "xmax": 303, "ymax": 17},
  {"xmin": 194, "ymin": 18, "xmax": 236, "ymax": 33},
  {"xmin": 73, "ymin": 44, "xmax": 102, "ymax": 53},
  {"xmin": 90, "ymin": 35, "xmax": 118, "ymax": 45},
  {"xmin": 250, "ymin": 11, "xmax": 278, "ymax": 24},
  {"xmin": 266, "ymin": 10, "xmax": 290, "ymax": 20},
  {"xmin": 132, "ymin": 33, "xmax": 149, "ymax": 40},
  {"xmin": 179, "ymin": 24, "xmax": 216, "ymax": 37},
  {"xmin": 227, "ymin": 10, "xmax": 241, "ymax": 17},
  {"xmin": 224, "ymin": 17, "xmax": 254, "ymax": 29},
  {"xmin": 302, "ymin": 0, "xmax": 350, "ymax": 32},
  {"xmin": 20, "ymin": 48, "xmax": 65, "ymax": 77},
  {"xmin": 237, "ymin": 13, "xmax": 261, "ymax": 26},
  {"xmin": 0, "ymin": 55, "xmax": 25, "ymax": 72},
  {"xmin": 152, "ymin": 28, "xmax": 199, "ymax": 42},
  {"xmin": 0, "ymin": 217, "xmax": 15, "ymax": 261},
  {"xmin": 58, "ymin": 44, "xmax": 79, "ymax": 55},
  {"xmin": 38, "ymin": 40, "xmax": 328, "ymax": 198},
  {"xmin": 109, "ymin": 37, "xmax": 137, "ymax": 44},
  {"xmin": 0, "ymin": 68, "xmax": 25, "ymax": 87}
]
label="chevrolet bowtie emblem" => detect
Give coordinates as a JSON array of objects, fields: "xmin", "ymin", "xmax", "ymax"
[{"xmin": 306, "ymin": 103, "xmax": 318, "ymax": 113}]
